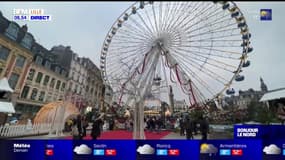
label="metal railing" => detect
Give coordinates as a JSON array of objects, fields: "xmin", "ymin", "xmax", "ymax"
[{"xmin": 0, "ymin": 123, "xmax": 52, "ymax": 138}]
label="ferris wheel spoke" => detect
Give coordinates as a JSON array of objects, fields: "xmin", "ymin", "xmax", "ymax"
[
  {"xmin": 107, "ymin": 49, "xmax": 146, "ymax": 63},
  {"xmin": 151, "ymin": 4, "xmax": 159, "ymax": 35},
  {"xmin": 158, "ymin": 2, "xmax": 163, "ymax": 34},
  {"xmin": 176, "ymin": 61, "xmax": 216, "ymax": 96},
  {"xmin": 117, "ymin": 25, "xmax": 154, "ymax": 42},
  {"xmin": 182, "ymin": 4, "xmax": 230, "ymax": 31},
  {"xmin": 160, "ymin": 2, "xmax": 172, "ymax": 32},
  {"xmin": 186, "ymin": 21, "xmax": 238, "ymax": 39},
  {"xmin": 167, "ymin": 3, "xmax": 197, "ymax": 34},
  {"xmin": 108, "ymin": 52, "xmax": 141, "ymax": 64},
  {"xmin": 135, "ymin": 11, "xmax": 155, "ymax": 36},
  {"xmin": 188, "ymin": 39, "xmax": 241, "ymax": 42},
  {"xmin": 175, "ymin": 2, "xmax": 204, "ymax": 30},
  {"xmin": 175, "ymin": 64, "xmax": 210, "ymax": 103},
  {"xmin": 161, "ymin": 2, "xmax": 178, "ymax": 32},
  {"xmin": 113, "ymin": 33, "xmax": 149, "ymax": 43},
  {"xmin": 175, "ymin": 47, "xmax": 237, "ymax": 71},
  {"xmin": 174, "ymin": 47, "xmax": 236, "ymax": 73},
  {"xmin": 177, "ymin": 46, "xmax": 239, "ymax": 60},
  {"xmin": 128, "ymin": 15, "xmax": 154, "ymax": 38},
  {"xmin": 108, "ymin": 43, "xmax": 147, "ymax": 52},
  {"xmin": 109, "ymin": 59, "xmax": 141, "ymax": 84},
  {"xmin": 164, "ymin": 2, "xmax": 185, "ymax": 32},
  {"xmin": 172, "ymin": 2, "xmax": 215, "ymax": 33},
  {"xmin": 170, "ymin": 49, "xmax": 229, "ymax": 84},
  {"xmin": 189, "ymin": 45, "xmax": 242, "ymax": 55},
  {"xmin": 178, "ymin": 2, "xmax": 221, "ymax": 33},
  {"xmin": 141, "ymin": 5, "xmax": 157, "ymax": 36},
  {"xmin": 176, "ymin": 39, "xmax": 242, "ymax": 49}
]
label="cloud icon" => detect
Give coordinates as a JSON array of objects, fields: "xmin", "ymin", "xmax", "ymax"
[
  {"xmin": 73, "ymin": 144, "xmax": 92, "ymax": 155},
  {"xmin": 137, "ymin": 144, "xmax": 155, "ymax": 155},
  {"xmin": 200, "ymin": 143, "xmax": 218, "ymax": 154},
  {"xmin": 263, "ymin": 144, "xmax": 281, "ymax": 155}
]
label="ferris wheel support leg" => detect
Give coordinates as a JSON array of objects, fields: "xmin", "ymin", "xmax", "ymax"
[{"xmin": 132, "ymin": 49, "xmax": 160, "ymax": 139}]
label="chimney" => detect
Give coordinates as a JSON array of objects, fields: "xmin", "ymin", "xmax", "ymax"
[{"xmin": 22, "ymin": 24, "xmax": 28, "ymax": 32}]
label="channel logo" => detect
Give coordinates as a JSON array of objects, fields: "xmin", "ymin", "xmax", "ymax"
[
  {"xmin": 105, "ymin": 149, "xmax": 116, "ymax": 156},
  {"xmin": 93, "ymin": 149, "xmax": 105, "ymax": 156},
  {"xmin": 219, "ymin": 149, "xmax": 231, "ymax": 156},
  {"xmin": 232, "ymin": 149, "xmax": 243, "ymax": 156},
  {"xmin": 156, "ymin": 149, "xmax": 168, "ymax": 156},
  {"xmin": 168, "ymin": 149, "xmax": 180, "ymax": 156},
  {"xmin": 45, "ymin": 149, "xmax": 54, "ymax": 156},
  {"xmin": 260, "ymin": 9, "xmax": 272, "ymax": 21}
]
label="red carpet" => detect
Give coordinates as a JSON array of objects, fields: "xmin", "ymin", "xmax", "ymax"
[{"xmin": 66, "ymin": 130, "xmax": 170, "ymax": 140}]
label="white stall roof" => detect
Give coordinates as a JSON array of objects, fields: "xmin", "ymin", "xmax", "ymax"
[
  {"xmin": 260, "ymin": 88, "xmax": 285, "ymax": 102},
  {"xmin": 0, "ymin": 101, "xmax": 15, "ymax": 113},
  {"xmin": 0, "ymin": 78, "xmax": 14, "ymax": 93}
]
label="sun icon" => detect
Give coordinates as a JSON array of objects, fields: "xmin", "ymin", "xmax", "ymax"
[
  {"xmin": 260, "ymin": 11, "xmax": 268, "ymax": 17},
  {"xmin": 200, "ymin": 143, "xmax": 209, "ymax": 152}
]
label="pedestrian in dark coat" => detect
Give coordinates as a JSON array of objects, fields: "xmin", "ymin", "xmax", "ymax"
[
  {"xmin": 185, "ymin": 118, "xmax": 194, "ymax": 139},
  {"xmin": 199, "ymin": 116, "xmax": 209, "ymax": 140},
  {"xmin": 76, "ymin": 115, "xmax": 83, "ymax": 140},
  {"xmin": 91, "ymin": 115, "xmax": 104, "ymax": 140}
]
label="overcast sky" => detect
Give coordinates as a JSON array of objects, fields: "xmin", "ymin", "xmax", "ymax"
[{"xmin": 1, "ymin": 2, "xmax": 285, "ymax": 98}]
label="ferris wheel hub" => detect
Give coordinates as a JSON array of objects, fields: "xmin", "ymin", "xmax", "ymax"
[{"xmin": 151, "ymin": 32, "xmax": 175, "ymax": 50}]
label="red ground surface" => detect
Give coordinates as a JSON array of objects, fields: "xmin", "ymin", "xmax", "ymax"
[{"xmin": 66, "ymin": 130, "xmax": 171, "ymax": 140}]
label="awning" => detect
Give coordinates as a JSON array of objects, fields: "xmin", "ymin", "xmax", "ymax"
[
  {"xmin": 0, "ymin": 101, "xmax": 15, "ymax": 113},
  {"xmin": 0, "ymin": 77, "xmax": 14, "ymax": 93},
  {"xmin": 260, "ymin": 88, "xmax": 285, "ymax": 102}
]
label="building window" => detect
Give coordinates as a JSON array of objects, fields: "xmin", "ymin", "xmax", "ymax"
[
  {"xmin": 15, "ymin": 55, "xmax": 26, "ymax": 67},
  {"xmin": 56, "ymin": 80, "xmax": 61, "ymax": 90},
  {"xmin": 35, "ymin": 72, "xmax": 43, "ymax": 83},
  {"xmin": 20, "ymin": 33, "xmax": 33, "ymax": 49},
  {"xmin": 50, "ymin": 78, "xmax": 55, "ymax": 88},
  {"xmin": 21, "ymin": 86, "xmax": 30, "ymax": 99},
  {"xmin": 27, "ymin": 69, "xmax": 35, "ymax": 81},
  {"xmin": 79, "ymin": 87, "xmax": 82, "ymax": 94},
  {"xmin": 8, "ymin": 73, "xmax": 19, "ymax": 89},
  {"xmin": 43, "ymin": 75, "xmax": 50, "ymax": 86},
  {"xmin": 35, "ymin": 56, "xmax": 43, "ymax": 65},
  {"xmin": 61, "ymin": 82, "xmax": 65, "ymax": 91},
  {"xmin": 44, "ymin": 60, "xmax": 51, "ymax": 69},
  {"xmin": 69, "ymin": 82, "xmax": 73, "ymax": 91},
  {"xmin": 46, "ymin": 94, "xmax": 52, "ymax": 102},
  {"xmin": 72, "ymin": 72, "xmax": 75, "ymax": 79},
  {"xmin": 30, "ymin": 88, "xmax": 38, "ymax": 100},
  {"xmin": 38, "ymin": 91, "xmax": 45, "ymax": 101},
  {"xmin": 5, "ymin": 22, "xmax": 19, "ymax": 40},
  {"xmin": 0, "ymin": 45, "xmax": 10, "ymax": 61},
  {"xmin": 75, "ymin": 84, "xmax": 78, "ymax": 93},
  {"xmin": 58, "ymin": 95, "xmax": 63, "ymax": 101},
  {"xmin": 55, "ymin": 67, "xmax": 60, "ymax": 74}
]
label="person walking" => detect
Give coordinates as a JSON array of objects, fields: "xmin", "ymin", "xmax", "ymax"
[
  {"xmin": 91, "ymin": 114, "xmax": 104, "ymax": 140},
  {"xmin": 185, "ymin": 117, "xmax": 194, "ymax": 139},
  {"xmin": 82, "ymin": 116, "xmax": 88, "ymax": 137},
  {"xmin": 71, "ymin": 121, "xmax": 80, "ymax": 140},
  {"xmin": 179, "ymin": 116, "xmax": 185, "ymax": 136},
  {"xmin": 76, "ymin": 115, "xmax": 83, "ymax": 140},
  {"xmin": 109, "ymin": 117, "xmax": 115, "ymax": 130},
  {"xmin": 199, "ymin": 116, "xmax": 209, "ymax": 141}
]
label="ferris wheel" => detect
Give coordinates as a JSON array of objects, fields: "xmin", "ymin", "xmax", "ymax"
[{"xmin": 100, "ymin": 1, "xmax": 252, "ymax": 109}]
